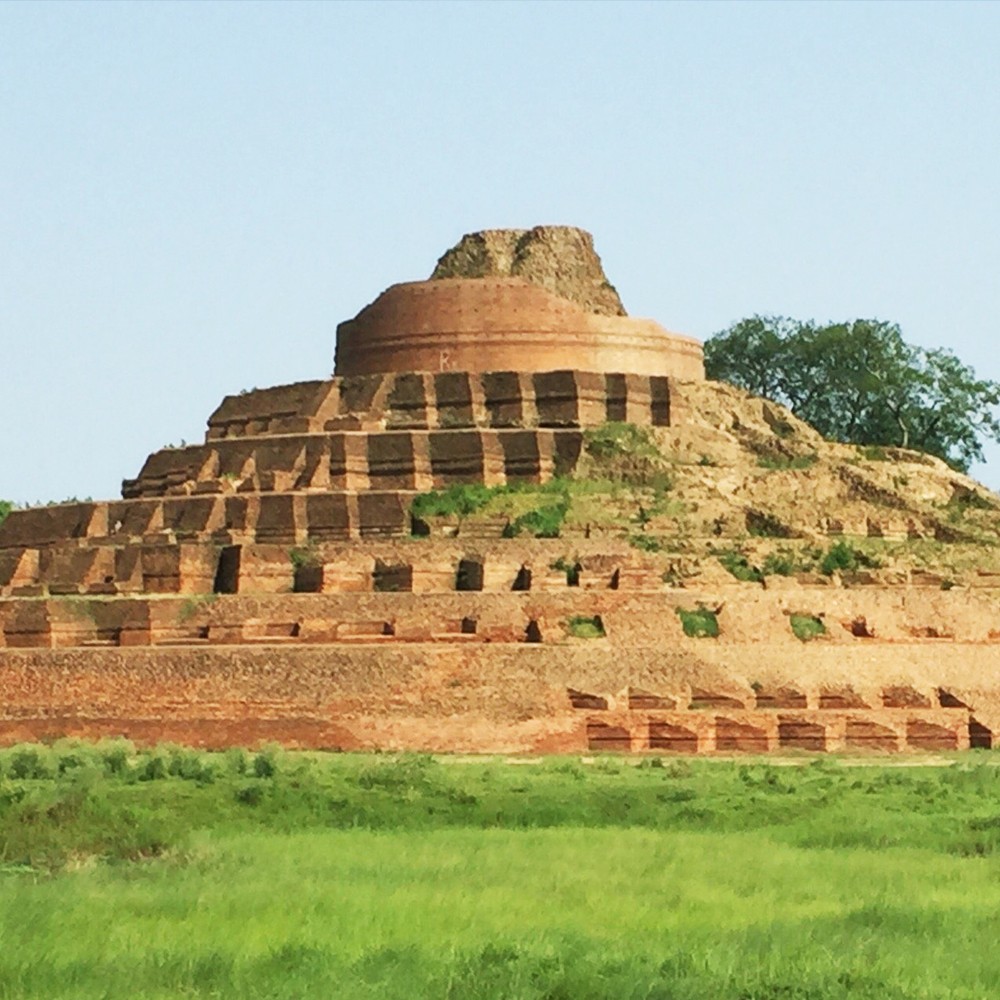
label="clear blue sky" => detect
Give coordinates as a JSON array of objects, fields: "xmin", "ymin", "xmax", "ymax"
[{"xmin": 3, "ymin": 1, "xmax": 1000, "ymax": 503}]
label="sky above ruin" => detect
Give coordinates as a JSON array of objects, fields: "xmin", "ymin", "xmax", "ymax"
[{"xmin": 3, "ymin": 1, "xmax": 1000, "ymax": 502}]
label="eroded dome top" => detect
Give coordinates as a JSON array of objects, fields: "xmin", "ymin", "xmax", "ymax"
[{"xmin": 430, "ymin": 225, "xmax": 626, "ymax": 317}]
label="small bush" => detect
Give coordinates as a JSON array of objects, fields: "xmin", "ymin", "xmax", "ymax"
[
  {"xmin": 676, "ymin": 607, "xmax": 719, "ymax": 638},
  {"xmin": 101, "ymin": 741, "xmax": 134, "ymax": 777},
  {"xmin": 234, "ymin": 783, "xmax": 265, "ymax": 806},
  {"xmin": 946, "ymin": 490, "xmax": 997, "ymax": 522},
  {"xmin": 8, "ymin": 747, "xmax": 52, "ymax": 781},
  {"xmin": 224, "ymin": 748, "xmax": 249, "ymax": 776},
  {"xmin": 629, "ymin": 534, "xmax": 663, "ymax": 553},
  {"xmin": 716, "ymin": 550, "xmax": 763, "ymax": 583},
  {"xmin": 860, "ymin": 445, "xmax": 890, "ymax": 461},
  {"xmin": 504, "ymin": 501, "xmax": 568, "ymax": 539},
  {"xmin": 289, "ymin": 543, "xmax": 321, "ymax": 570},
  {"xmin": 57, "ymin": 752, "xmax": 87, "ymax": 776},
  {"xmin": 790, "ymin": 614, "xmax": 826, "ymax": 642},
  {"xmin": 762, "ymin": 551, "xmax": 798, "ymax": 576},
  {"xmin": 167, "ymin": 749, "xmax": 215, "ymax": 784},
  {"xmin": 252, "ymin": 750, "xmax": 279, "ymax": 779},
  {"xmin": 139, "ymin": 755, "xmax": 169, "ymax": 782},
  {"xmin": 820, "ymin": 540, "xmax": 882, "ymax": 576},
  {"xmin": 355, "ymin": 754, "xmax": 436, "ymax": 792},
  {"xmin": 565, "ymin": 615, "xmax": 605, "ymax": 639}
]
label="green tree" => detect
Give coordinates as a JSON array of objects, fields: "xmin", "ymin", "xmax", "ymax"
[
  {"xmin": 0, "ymin": 501, "xmax": 12, "ymax": 527},
  {"xmin": 705, "ymin": 316, "xmax": 1000, "ymax": 471}
]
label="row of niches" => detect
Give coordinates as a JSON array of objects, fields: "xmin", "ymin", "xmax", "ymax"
[
  {"xmin": 205, "ymin": 371, "xmax": 674, "ymax": 441},
  {"xmin": 0, "ymin": 543, "xmax": 662, "ymax": 597},
  {"xmin": 123, "ymin": 427, "xmax": 590, "ymax": 500},
  {"xmin": 0, "ymin": 546, "xmax": 976, "ymax": 647},
  {"xmin": 0, "ymin": 604, "xmax": 540, "ymax": 649},
  {"xmin": 583, "ymin": 711, "xmax": 986, "ymax": 753},
  {"xmin": 0, "ymin": 594, "xmax": 991, "ymax": 649},
  {"xmin": 0, "ymin": 608, "xmax": 573, "ymax": 649},
  {"xmin": 568, "ymin": 684, "xmax": 971, "ymax": 713}
]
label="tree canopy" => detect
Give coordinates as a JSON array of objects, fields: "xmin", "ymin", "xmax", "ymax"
[
  {"xmin": 704, "ymin": 317, "xmax": 1000, "ymax": 471},
  {"xmin": 0, "ymin": 501, "xmax": 11, "ymax": 527}
]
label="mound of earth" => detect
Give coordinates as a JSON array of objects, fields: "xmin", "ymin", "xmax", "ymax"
[
  {"xmin": 420, "ymin": 378, "xmax": 1000, "ymax": 590},
  {"xmin": 430, "ymin": 225, "xmax": 626, "ymax": 316}
]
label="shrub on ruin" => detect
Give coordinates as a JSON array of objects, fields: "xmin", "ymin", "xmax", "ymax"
[
  {"xmin": 289, "ymin": 542, "xmax": 321, "ymax": 569},
  {"xmin": 820, "ymin": 540, "xmax": 882, "ymax": 576},
  {"xmin": 504, "ymin": 499, "xmax": 569, "ymax": 539},
  {"xmin": 715, "ymin": 549, "xmax": 763, "ymax": 584},
  {"xmin": 410, "ymin": 484, "xmax": 497, "ymax": 520},
  {"xmin": 676, "ymin": 606, "xmax": 719, "ymax": 638},
  {"xmin": 762, "ymin": 550, "xmax": 798, "ymax": 576},
  {"xmin": 790, "ymin": 614, "xmax": 826, "ymax": 642},
  {"xmin": 630, "ymin": 534, "xmax": 663, "ymax": 553},
  {"xmin": 565, "ymin": 615, "xmax": 605, "ymax": 639}
]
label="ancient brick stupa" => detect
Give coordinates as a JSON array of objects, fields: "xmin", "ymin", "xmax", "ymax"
[{"xmin": 0, "ymin": 226, "xmax": 991, "ymax": 753}]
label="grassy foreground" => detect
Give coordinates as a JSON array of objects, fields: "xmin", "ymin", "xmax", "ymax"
[{"xmin": 2, "ymin": 745, "xmax": 1000, "ymax": 998}]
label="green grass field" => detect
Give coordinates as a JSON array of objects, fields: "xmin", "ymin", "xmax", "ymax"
[{"xmin": 2, "ymin": 744, "xmax": 1000, "ymax": 999}]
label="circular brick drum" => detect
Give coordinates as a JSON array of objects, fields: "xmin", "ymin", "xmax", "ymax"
[{"xmin": 334, "ymin": 277, "xmax": 704, "ymax": 379}]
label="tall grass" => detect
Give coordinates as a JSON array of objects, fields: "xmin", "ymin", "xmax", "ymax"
[{"xmin": 3, "ymin": 745, "xmax": 1000, "ymax": 997}]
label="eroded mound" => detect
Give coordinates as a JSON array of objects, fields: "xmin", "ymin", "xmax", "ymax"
[
  {"xmin": 412, "ymin": 379, "xmax": 1000, "ymax": 589},
  {"xmin": 430, "ymin": 225, "xmax": 626, "ymax": 317}
]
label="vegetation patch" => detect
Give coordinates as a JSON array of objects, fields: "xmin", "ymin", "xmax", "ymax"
[
  {"xmin": 410, "ymin": 483, "xmax": 499, "ymax": 522},
  {"xmin": 790, "ymin": 613, "xmax": 827, "ymax": 641},
  {"xmin": 289, "ymin": 541, "xmax": 321, "ymax": 569},
  {"xmin": 582, "ymin": 422, "xmax": 672, "ymax": 489},
  {"xmin": 549, "ymin": 557, "xmax": 580, "ymax": 585},
  {"xmin": 762, "ymin": 549, "xmax": 802, "ymax": 576},
  {"xmin": 946, "ymin": 489, "xmax": 999, "ymax": 523},
  {"xmin": 676, "ymin": 606, "xmax": 719, "ymax": 638},
  {"xmin": 564, "ymin": 615, "xmax": 605, "ymax": 639},
  {"xmin": 705, "ymin": 314, "xmax": 1000, "ymax": 471},
  {"xmin": 629, "ymin": 533, "xmax": 664, "ymax": 553},
  {"xmin": 503, "ymin": 497, "xmax": 569, "ymax": 538},
  {"xmin": 7, "ymin": 747, "xmax": 1000, "ymax": 996}
]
